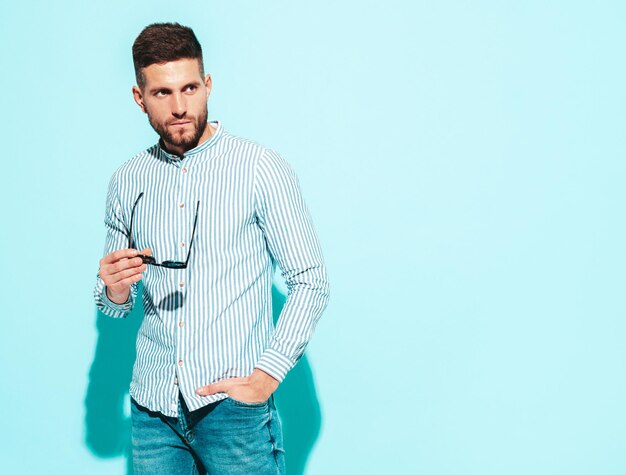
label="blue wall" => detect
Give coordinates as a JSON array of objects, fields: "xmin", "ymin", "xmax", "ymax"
[{"xmin": 2, "ymin": 1, "xmax": 626, "ymax": 473}]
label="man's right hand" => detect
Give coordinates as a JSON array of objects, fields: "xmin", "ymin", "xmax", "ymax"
[{"xmin": 99, "ymin": 248, "xmax": 152, "ymax": 304}]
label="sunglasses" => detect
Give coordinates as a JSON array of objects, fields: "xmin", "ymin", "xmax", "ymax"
[{"xmin": 128, "ymin": 192, "xmax": 200, "ymax": 269}]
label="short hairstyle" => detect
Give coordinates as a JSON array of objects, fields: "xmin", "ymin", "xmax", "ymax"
[{"xmin": 132, "ymin": 22, "xmax": 204, "ymax": 89}]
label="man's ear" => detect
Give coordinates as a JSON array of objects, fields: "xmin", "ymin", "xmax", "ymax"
[
  {"xmin": 204, "ymin": 73, "xmax": 212, "ymax": 98},
  {"xmin": 132, "ymin": 85, "xmax": 147, "ymax": 113}
]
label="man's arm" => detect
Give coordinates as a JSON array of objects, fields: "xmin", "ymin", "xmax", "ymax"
[
  {"xmin": 196, "ymin": 148, "xmax": 329, "ymax": 402},
  {"xmin": 94, "ymin": 172, "xmax": 147, "ymax": 318},
  {"xmin": 251, "ymin": 149, "xmax": 330, "ymax": 381}
]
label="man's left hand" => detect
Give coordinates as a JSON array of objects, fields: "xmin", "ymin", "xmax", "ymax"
[{"xmin": 195, "ymin": 369, "xmax": 279, "ymax": 404}]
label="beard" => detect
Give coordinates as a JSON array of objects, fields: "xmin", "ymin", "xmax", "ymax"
[{"xmin": 148, "ymin": 106, "xmax": 208, "ymax": 152}]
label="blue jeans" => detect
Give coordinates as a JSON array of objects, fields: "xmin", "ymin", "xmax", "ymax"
[{"xmin": 131, "ymin": 395, "xmax": 285, "ymax": 474}]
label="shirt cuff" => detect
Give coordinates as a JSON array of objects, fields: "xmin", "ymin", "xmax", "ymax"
[
  {"xmin": 254, "ymin": 348, "xmax": 295, "ymax": 383},
  {"xmin": 94, "ymin": 276, "xmax": 134, "ymax": 318}
]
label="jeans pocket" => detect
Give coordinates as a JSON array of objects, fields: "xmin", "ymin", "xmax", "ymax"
[{"xmin": 228, "ymin": 396, "xmax": 269, "ymax": 408}]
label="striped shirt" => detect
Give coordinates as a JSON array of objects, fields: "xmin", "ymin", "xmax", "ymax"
[{"xmin": 94, "ymin": 121, "xmax": 329, "ymax": 417}]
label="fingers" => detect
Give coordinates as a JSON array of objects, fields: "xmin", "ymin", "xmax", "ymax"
[
  {"xmin": 109, "ymin": 264, "xmax": 147, "ymax": 282},
  {"xmin": 109, "ymin": 256, "xmax": 144, "ymax": 274},
  {"xmin": 100, "ymin": 248, "xmax": 138, "ymax": 265},
  {"xmin": 196, "ymin": 382, "xmax": 223, "ymax": 396},
  {"xmin": 99, "ymin": 248, "xmax": 148, "ymax": 291},
  {"xmin": 99, "ymin": 257, "xmax": 144, "ymax": 281},
  {"xmin": 139, "ymin": 247, "xmax": 153, "ymax": 257},
  {"xmin": 115, "ymin": 273, "xmax": 144, "ymax": 288},
  {"xmin": 98, "ymin": 247, "xmax": 152, "ymax": 305},
  {"xmin": 196, "ymin": 385, "xmax": 211, "ymax": 396},
  {"xmin": 102, "ymin": 264, "xmax": 146, "ymax": 291},
  {"xmin": 196, "ymin": 377, "xmax": 245, "ymax": 396}
]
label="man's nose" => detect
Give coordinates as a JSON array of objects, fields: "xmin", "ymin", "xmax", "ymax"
[{"xmin": 171, "ymin": 93, "xmax": 187, "ymax": 117}]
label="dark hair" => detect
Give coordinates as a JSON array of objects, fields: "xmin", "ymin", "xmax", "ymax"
[{"xmin": 132, "ymin": 23, "xmax": 204, "ymax": 89}]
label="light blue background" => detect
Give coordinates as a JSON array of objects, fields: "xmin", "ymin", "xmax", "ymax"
[{"xmin": 1, "ymin": 1, "xmax": 625, "ymax": 473}]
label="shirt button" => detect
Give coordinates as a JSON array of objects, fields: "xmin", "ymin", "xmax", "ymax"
[
  {"xmin": 180, "ymin": 242, "xmax": 185, "ymax": 248},
  {"xmin": 174, "ymin": 377, "xmax": 179, "ymax": 385},
  {"xmin": 179, "ymin": 202, "xmax": 185, "ymax": 208},
  {"xmin": 182, "ymin": 167, "xmax": 188, "ymax": 174},
  {"xmin": 179, "ymin": 281, "xmax": 185, "ymax": 288},
  {"xmin": 178, "ymin": 359, "xmax": 183, "ymax": 367},
  {"xmin": 179, "ymin": 321, "xmax": 184, "ymax": 328}
]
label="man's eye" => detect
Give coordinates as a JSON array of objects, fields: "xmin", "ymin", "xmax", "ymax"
[
  {"xmin": 184, "ymin": 85, "xmax": 197, "ymax": 93},
  {"xmin": 155, "ymin": 90, "xmax": 168, "ymax": 97}
]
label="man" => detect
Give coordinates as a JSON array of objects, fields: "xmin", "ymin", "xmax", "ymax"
[{"xmin": 94, "ymin": 23, "xmax": 329, "ymax": 474}]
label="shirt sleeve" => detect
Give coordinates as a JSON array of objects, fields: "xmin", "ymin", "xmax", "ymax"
[
  {"xmin": 253, "ymin": 149, "xmax": 330, "ymax": 382},
  {"xmin": 93, "ymin": 171, "xmax": 138, "ymax": 318}
]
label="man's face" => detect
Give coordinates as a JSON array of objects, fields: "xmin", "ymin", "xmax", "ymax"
[{"xmin": 132, "ymin": 58, "xmax": 212, "ymax": 155}]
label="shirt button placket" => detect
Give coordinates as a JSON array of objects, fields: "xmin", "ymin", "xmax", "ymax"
[
  {"xmin": 178, "ymin": 166, "xmax": 187, "ymax": 261},
  {"xmin": 176, "ymin": 161, "xmax": 188, "ymax": 396}
]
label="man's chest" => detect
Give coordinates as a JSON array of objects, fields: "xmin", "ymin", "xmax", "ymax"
[{"xmin": 127, "ymin": 160, "xmax": 260, "ymax": 259}]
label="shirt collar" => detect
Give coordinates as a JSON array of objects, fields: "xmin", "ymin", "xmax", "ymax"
[{"xmin": 158, "ymin": 120, "xmax": 223, "ymax": 164}]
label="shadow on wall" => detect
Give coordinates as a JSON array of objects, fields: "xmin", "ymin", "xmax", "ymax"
[
  {"xmin": 84, "ymin": 284, "xmax": 144, "ymax": 475},
  {"xmin": 272, "ymin": 286, "xmax": 323, "ymax": 475},
  {"xmin": 83, "ymin": 284, "xmax": 322, "ymax": 475}
]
